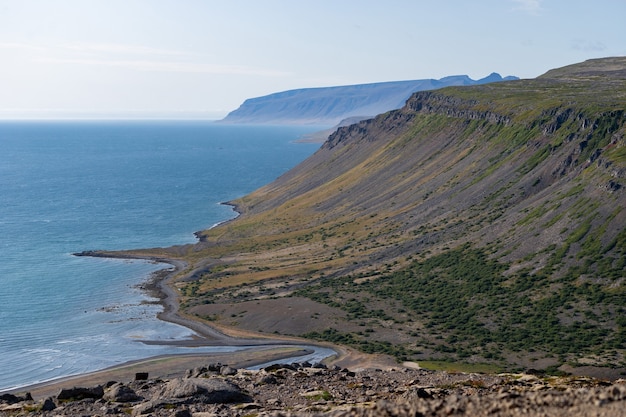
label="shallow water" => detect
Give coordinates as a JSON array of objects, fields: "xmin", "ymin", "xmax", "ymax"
[{"xmin": 0, "ymin": 121, "xmax": 323, "ymax": 390}]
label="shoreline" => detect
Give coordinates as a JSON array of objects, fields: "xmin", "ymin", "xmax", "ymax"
[
  {"xmin": 3, "ymin": 250, "xmax": 340, "ymax": 397},
  {"xmin": 8, "ymin": 346, "xmax": 317, "ymax": 400},
  {"xmin": 74, "ymin": 250, "xmax": 300, "ymax": 347}
]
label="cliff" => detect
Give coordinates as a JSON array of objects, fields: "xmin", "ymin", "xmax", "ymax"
[{"xmin": 220, "ymin": 73, "xmax": 518, "ymax": 125}]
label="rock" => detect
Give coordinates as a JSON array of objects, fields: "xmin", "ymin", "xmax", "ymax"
[
  {"xmin": 186, "ymin": 366, "xmax": 206, "ymax": 378},
  {"xmin": 57, "ymin": 385, "xmax": 104, "ymax": 401},
  {"xmin": 0, "ymin": 404, "xmax": 23, "ymax": 412},
  {"xmin": 9, "ymin": 362, "xmax": 626, "ymax": 416},
  {"xmin": 132, "ymin": 400, "xmax": 157, "ymax": 416},
  {"xmin": 173, "ymin": 408, "xmax": 192, "ymax": 417},
  {"xmin": 257, "ymin": 374, "xmax": 278, "ymax": 385},
  {"xmin": 207, "ymin": 362, "xmax": 223, "ymax": 372},
  {"xmin": 41, "ymin": 397, "xmax": 56, "ymax": 411},
  {"xmin": 104, "ymin": 382, "xmax": 141, "ymax": 402},
  {"xmin": 135, "ymin": 372, "xmax": 149, "ymax": 381},
  {"xmin": 220, "ymin": 365, "xmax": 237, "ymax": 376},
  {"xmin": 238, "ymin": 402, "xmax": 262, "ymax": 410},
  {"xmin": 158, "ymin": 377, "xmax": 249, "ymax": 404},
  {"xmin": 0, "ymin": 392, "xmax": 32, "ymax": 404},
  {"xmin": 264, "ymin": 363, "xmax": 296, "ymax": 372},
  {"xmin": 104, "ymin": 380, "xmax": 118, "ymax": 388}
]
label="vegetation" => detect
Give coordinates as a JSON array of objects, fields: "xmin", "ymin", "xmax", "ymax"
[
  {"xmin": 119, "ymin": 58, "xmax": 626, "ymax": 371},
  {"xmin": 297, "ymin": 243, "xmax": 626, "ymax": 364}
]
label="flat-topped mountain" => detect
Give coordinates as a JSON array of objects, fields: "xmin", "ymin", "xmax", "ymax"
[
  {"xmin": 220, "ymin": 73, "xmax": 517, "ymax": 125},
  {"xmin": 122, "ymin": 58, "xmax": 625, "ymax": 373}
]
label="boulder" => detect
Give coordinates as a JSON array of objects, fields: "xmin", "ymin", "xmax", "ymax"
[
  {"xmin": 134, "ymin": 372, "xmax": 149, "ymax": 381},
  {"xmin": 257, "ymin": 374, "xmax": 278, "ymax": 385},
  {"xmin": 220, "ymin": 365, "xmax": 238, "ymax": 376},
  {"xmin": 132, "ymin": 400, "xmax": 157, "ymax": 416},
  {"xmin": 0, "ymin": 392, "xmax": 32, "ymax": 404},
  {"xmin": 158, "ymin": 377, "xmax": 249, "ymax": 404},
  {"xmin": 173, "ymin": 409, "xmax": 192, "ymax": 417},
  {"xmin": 104, "ymin": 382, "xmax": 141, "ymax": 402},
  {"xmin": 57, "ymin": 385, "xmax": 104, "ymax": 401},
  {"xmin": 41, "ymin": 397, "xmax": 56, "ymax": 411}
]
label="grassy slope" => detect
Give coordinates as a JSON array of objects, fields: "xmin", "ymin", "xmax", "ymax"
[{"xmin": 131, "ymin": 58, "xmax": 626, "ymax": 371}]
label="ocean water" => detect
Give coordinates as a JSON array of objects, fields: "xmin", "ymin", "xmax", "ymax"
[{"xmin": 0, "ymin": 121, "xmax": 325, "ymax": 391}]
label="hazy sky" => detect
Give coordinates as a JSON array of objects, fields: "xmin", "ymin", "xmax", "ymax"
[{"xmin": 1, "ymin": 0, "xmax": 624, "ymax": 119}]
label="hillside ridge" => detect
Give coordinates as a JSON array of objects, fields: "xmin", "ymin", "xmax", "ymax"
[{"xmin": 120, "ymin": 57, "xmax": 626, "ymax": 374}]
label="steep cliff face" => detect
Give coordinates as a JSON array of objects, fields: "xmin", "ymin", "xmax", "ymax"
[
  {"xmin": 220, "ymin": 74, "xmax": 517, "ymax": 125},
  {"xmin": 187, "ymin": 58, "xmax": 626, "ymax": 369}
]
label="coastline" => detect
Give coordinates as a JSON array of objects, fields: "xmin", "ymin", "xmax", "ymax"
[
  {"xmin": 72, "ymin": 249, "xmax": 292, "ymax": 347},
  {"xmin": 0, "ymin": 124, "xmax": 344, "ymax": 398},
  {"xmin": 9, "ymin": 347, "xmax": 316, "ymax": 400},
  {"xmin": 4, "ymin": 250, "xmax": 340, "ymax": 398}
]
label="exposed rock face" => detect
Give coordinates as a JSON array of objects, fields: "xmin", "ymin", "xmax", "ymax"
[{"xmin": 2, "ymin": 363, "xmax": 626, "ymax": 416}]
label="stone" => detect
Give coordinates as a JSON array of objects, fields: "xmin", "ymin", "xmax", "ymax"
[
  {"xmin": 57, "ymin": 385, "xmax": 104, "ymax": 401},
  {"xmin": 104, "ymin": 383, "xmax": 141, "ymax": 402},
  {"xmin": 207, "ymin": 363, "xmax": 223, "ymax": 372},
  {"xmin": 158, "ymin": 377, "xmax": 249, "ymax": 404},
  {"xmin": 134, "ymin": 372, "xmax": 149, "ymax": 381},
  {"xmin": 264, "ymin": 363, "xmax": 296, "ymax": 372},
  {"xmin": 257, "ymin": 374, "xmax": 278, "ymax": 385},
  {"xmin": 132, "ymin": 400, "xmax": 157, "ymax": 416},
  {"xmin": 41, "ymin": 397, "xmax": 56, "ymax": 411},
  {"xmin": 220, "ymin": 365, "xmax": 237, "ymax": 376},
  {"xmin": 0, "ymin": 392, "xmax": 32, "ymax": 404},
  {"xmin": 173, "ymin": 408, "xmax": 192, "ymax": 417}
]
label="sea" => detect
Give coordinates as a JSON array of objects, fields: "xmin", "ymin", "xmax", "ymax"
[{"xmin": 0, "ymin": 120, "xmax": 330, "ymax": 391}]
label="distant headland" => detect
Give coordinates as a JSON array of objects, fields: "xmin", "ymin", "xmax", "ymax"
[{"xmin": 219, "ymin": 73, "xmax": 518, "ymax": 126}]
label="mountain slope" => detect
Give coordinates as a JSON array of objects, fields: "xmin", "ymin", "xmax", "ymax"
[
  {"xmin": 132, "ymin": 58, "xmax": 626, "ymax": 372},
  {"xmin": 220, "ymin": 73, "xmax": 517, "ymax": 125}
]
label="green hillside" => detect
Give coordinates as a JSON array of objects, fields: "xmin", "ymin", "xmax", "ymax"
[{"xmin": 131, "ymin": 58, "xmax": 626, "ymax": 372}]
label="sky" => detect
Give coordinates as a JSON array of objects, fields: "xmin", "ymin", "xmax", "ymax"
[{"xmin": 0, "ymin": 0, "xmax": 624, "ymax": 120}]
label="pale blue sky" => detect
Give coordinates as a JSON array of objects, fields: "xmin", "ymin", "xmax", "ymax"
[{"xmin": 0, "ymin": 0, "xmax": 624, "ymax": 119}]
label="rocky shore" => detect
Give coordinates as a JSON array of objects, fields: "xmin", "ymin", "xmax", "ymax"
[{"xmin": 3, "ymin": 361, "xmax": 625, "ymax": 416}]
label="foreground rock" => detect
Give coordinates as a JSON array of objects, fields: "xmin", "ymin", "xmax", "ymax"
[{"xmin": 2, "ymin": 362, "xmax": 625, "ymax": 416}]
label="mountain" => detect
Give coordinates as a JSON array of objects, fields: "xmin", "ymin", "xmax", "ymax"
[
  {"xmin": 220, "ymin": 73, "xmax": 518, "ymax": 125},
  {"xmin": 126, "ymin": 58, "xmax": 626, "ymax": 373}
]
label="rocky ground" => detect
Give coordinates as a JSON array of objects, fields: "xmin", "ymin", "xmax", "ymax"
[{"xmin": 2, "ymin": 361, "xmax": 626, "ymax": 417}]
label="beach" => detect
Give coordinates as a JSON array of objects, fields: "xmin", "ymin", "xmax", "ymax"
[{"xmin": 4, "ymin": 252, "xmax": 343, "ymax": 399}]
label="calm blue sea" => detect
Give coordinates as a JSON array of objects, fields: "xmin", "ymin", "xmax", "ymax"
[{"xmin": 0, "ymin": 121, "xmax": 325, "ymax": 391}]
